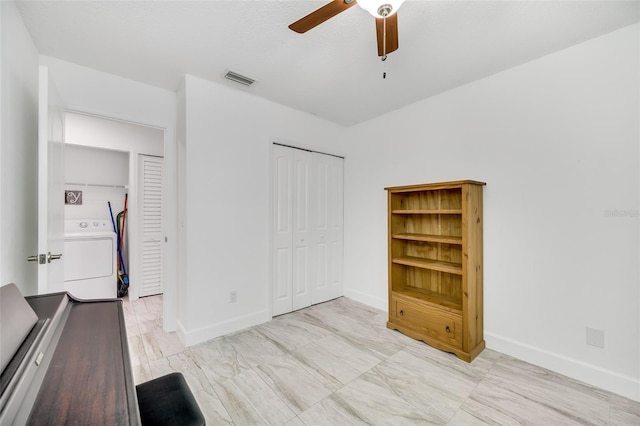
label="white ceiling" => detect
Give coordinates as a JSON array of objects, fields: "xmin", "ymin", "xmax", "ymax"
[{"xmin": 16, "ymin": 0, "xmax": 640, "ymax": 126}]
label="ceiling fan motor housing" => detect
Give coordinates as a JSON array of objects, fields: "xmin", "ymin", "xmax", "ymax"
[{"xmin": 378, "ymin": 4, "xmax": 393, "ymax": 17}]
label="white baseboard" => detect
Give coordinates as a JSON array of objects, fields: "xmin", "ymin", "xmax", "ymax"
[
  {"xmin": 485, "ymin": 331, "xmax": 640, "ymax": 402},
  {"xmin": 343, "ymin": 288, "xmax": 388, "ymax": 312},
  {"xmin": 176, "ymin": 310, "xmax": 270, "ymax": 347}
]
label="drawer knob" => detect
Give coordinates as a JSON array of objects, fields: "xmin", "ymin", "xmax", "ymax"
[
  {"xmin": 445, "ymin": 326, "xmax": 451, "ymax": 333},
  {"xmin": 399, "ymin": 310, "xmax": 404, "ymax": 317}
]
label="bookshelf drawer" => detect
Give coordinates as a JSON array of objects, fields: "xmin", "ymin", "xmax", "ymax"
[{"xmin": 392, "ymin": 298, "xmax": 462, "ymax": 349}]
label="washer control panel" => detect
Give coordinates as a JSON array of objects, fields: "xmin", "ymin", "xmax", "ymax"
[{"xmin": 64, "ymin": 219, "xmax": 113, "ymax": 234}]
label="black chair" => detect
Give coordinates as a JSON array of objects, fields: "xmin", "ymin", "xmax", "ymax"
[{"xmin": 136, "ymin": 372, "xmax": 205, "ymax": 426}]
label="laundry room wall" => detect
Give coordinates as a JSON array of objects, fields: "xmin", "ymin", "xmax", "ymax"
[{"xmin": 64, "ymin": 144, "xmax": 129, "ymax": 222}]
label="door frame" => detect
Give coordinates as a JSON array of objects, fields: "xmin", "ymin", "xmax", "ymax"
[{"xmin": 62, "ymin": 110, "xmax": 176, "ymax": 332}]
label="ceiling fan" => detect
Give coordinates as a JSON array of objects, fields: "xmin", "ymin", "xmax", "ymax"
[{"xmin": 289, "ymin": 0, "xmax": 406, "ymax": 58}]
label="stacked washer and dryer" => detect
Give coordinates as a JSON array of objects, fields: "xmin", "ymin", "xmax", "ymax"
[{"xmin": 63, "ymin": 219, "xmax": 118, "ymax": 299}]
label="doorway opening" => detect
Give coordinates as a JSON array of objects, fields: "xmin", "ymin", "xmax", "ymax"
[{"xmin": 64, "ymin": 112, "xmax": 165, "ymax": 302}]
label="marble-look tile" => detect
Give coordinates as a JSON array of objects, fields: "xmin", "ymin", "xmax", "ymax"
[
  {"xmin": 481, "ymin": 356, "xmax": 609, "ymax": 425},
  {"xmin": 285, "ymin": 310, "xmax": 340, "ymax": 334},
  {"xmin": 283, "ymin": 415, "xmax": 306, "ymax": 426},
  {"xmin": 367, "ymin": 349, "xmax": 478, "ymax": 423},
  {"xmin": 147, "ymin": 351, "xmax": 210, "ymax": 392},
  {"xmin": 137, "ymin": 316, "xmax": 163, "ymax": 334},
  {"xmin": 125, "ymin": 321, "xmax": 142, "ymax": 338},
  {"xmin": 303, "ymin": 301, "xmax": 382, "ymax": 335},
  {"xmin": 213, "ymin": 369, "xmax": 296, "ymax": 425},
  {"xmin": 609, "ymin": 393, "xmax": 640, "ymax": 425},
  {"xmin": 309, "ymin": 303, "xmax": 414, "ymax": 351},
  {"xmin": 256, "ymin": 353, "xmax": 339, "ymax": 414},
  {"xmin": 446, "ymin": 408, "xmax": 491, "ymax": 426},
  {"xmin": 123, "ymin": 308, "xmax": 137, "ymax": 327},
  {"xmin": 192, "ymin": 385, "xmax": 234, "ymax": 426},
  {"xmin": 223, "ymin": 327, "xmax": 286, "ymax": 367},
  {"xmin": 463, "ymin": 379, "xmax": 600, "ymax": 425},
  {"xmin": 131, "ymin": 302, "xmax": 158, "ymax": 320},
  {"xmin": 133, "ymin": 295, "xmax": 162, "ymax": 313},
  {"xmin": 331, "ymin": 374, "xmax": 440, "ymax": 425},
  {"xmin": 335, "ymin": 329, "xmax": 406, "ymax": 360},
  {"xmin": 307, "ymin": 298, "xmax": 402, "ymax": 345},
  {"xmin": 401, "ymin": 340, "xmax": 500, "ymax": 384},
  {"xmin": 127, "ymin": 334, "xmax": 148, "ymax": 367},
  {"xmin": 132, "ymin": 362, "xmax": 152, "ymax": 385},
  {"xmin": 122, "ymin": 295, "xmax": 639, "ymax": 426},
  {"xmin": 190, "ymin": 337, "xmax": 251, "ymax": 383},
  {"xmin": 313, "ymin": 297, "xmax": 383, "ymax": 325},
  {"xmin": 121, "ymin": 298, "xmax": 136, "ymax": 317},
  {"xmin": 293, "ymin": 334, "xmax": 382, "ymax": 385},
  {"xmin": 298, "ymin": 395, "xmax": 369, "ymax": 425},
  {"xmin": 141, "ymin": 328, "xmax": 185, "ymax": 361},
  {"xmin": 256, "ymin": 315, "xmax": 333, "ymax": 352}
]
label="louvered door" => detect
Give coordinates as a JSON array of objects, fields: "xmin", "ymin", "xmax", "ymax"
[{"xmin": 138, "ymin": 155, "xmax": 163, "ymax": 297}]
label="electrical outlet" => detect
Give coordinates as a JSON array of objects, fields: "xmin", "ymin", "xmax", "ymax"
[
  {"xmin": 230, "ymin": 291, "xmax": 237, "ymax": 303},
  {"xmin": 586, "ymin": 327, "xmax": 604, "ymax": 348}
]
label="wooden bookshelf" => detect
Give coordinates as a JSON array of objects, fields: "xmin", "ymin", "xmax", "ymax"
[{"xmin": 386, "ymin": 180, "xmax": 485, "ymax": 362}]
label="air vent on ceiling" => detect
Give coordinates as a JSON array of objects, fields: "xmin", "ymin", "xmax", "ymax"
[{"xmin": 224, "ymin": 71, "xmax": 255, "ymax": 87}]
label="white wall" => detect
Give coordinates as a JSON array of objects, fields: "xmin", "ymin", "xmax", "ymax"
[
  {"xmin": 40, "ymin": 57, "xmax": 178, "ymax": 329},
  {"xmin": 178, "ymin": 74, "xmax": 345, "ymax": 345},
  {"xmin": 176, "ymin": 81, "xmax": 187, "ymax": 328},
  {"xmin": 64, "ymin": 144, "xmax": 129, "ymax": 221},
  {"xmin": 65, "ymin": 112, "xmax": 164, "ymax": 156},
  {"xmin": 343, "ymin": 24, "xmax": 640, "ymax": 400},
  {"xmin": 0, "ymin": 2, "xmax": 39, "ymax": 296}
]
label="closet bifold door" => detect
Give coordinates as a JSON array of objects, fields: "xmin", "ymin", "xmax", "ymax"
[
  {"xmin": 272, "ymin": 145, "xmax": 344, "ymax": 317},
  {"xmin": 272, "ymin": 145, "xmax": 294, "ymax": 316}
]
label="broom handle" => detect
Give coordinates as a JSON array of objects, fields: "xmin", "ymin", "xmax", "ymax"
[{"xmin": 121, "ymin": 194, "xmax": 128, "ymax": 253}]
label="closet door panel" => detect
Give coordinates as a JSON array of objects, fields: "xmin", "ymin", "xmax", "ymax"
[
  {"xmin": 312, "ymin": 157, "xmax": 330, "ymax": 303},
  {"xmin": 312, "ymin": 153, "xmax": 343, "ymax": 304},
  {"xmin": 292, "ymin": 150, "xmax": 314, "ymax": 311},
  {"xmin": 272, "ymin": 146, "xmax": 293, "ymax": 316},
  {"xmin": 327, "ymin": 155, "xmax": 344, "ymax": 300}
]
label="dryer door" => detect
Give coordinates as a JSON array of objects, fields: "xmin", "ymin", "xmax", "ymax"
[{"xmin": 64, "ymin": 237, "xmax": 115, "ymax": 282}]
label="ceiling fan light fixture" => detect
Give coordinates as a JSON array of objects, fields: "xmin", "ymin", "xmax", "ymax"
[{"xmin": 357, "ymin": 0, "xmax": 405, "ymax": 18}]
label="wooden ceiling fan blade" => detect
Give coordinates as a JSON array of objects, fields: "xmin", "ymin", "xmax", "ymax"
[
  {"xmin": 289, "ymin": 0, "xmax": 357, "ymax": 33},
  {"xmin": 376, "ymin": 14, "xmax": 399, "ymax": 56}
]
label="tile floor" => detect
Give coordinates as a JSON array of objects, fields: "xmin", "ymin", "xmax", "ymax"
[{"xmin": 123, "ymin": 295, "xmax": 640, "ymax": 425}]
